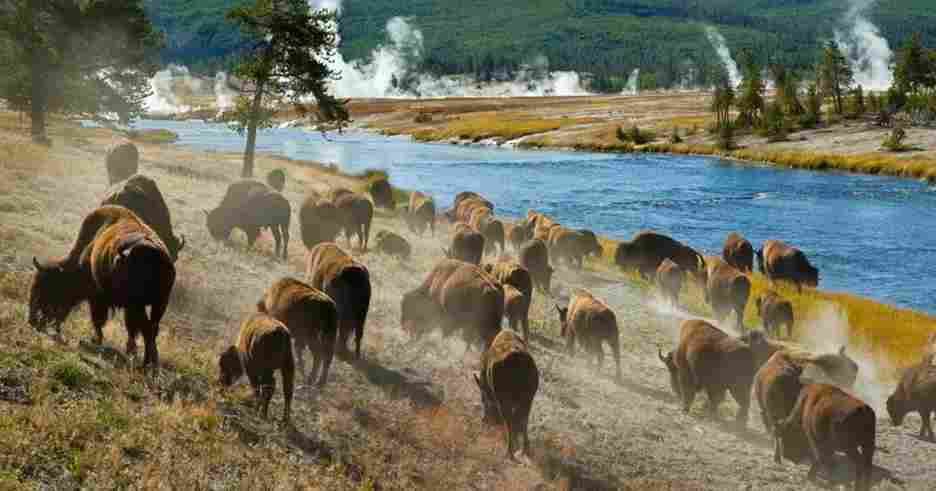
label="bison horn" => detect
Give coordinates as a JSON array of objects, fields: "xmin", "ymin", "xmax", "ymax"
[
  {"xmin": 658, "ymin": 348, "xmax": 667, "ymax": 363},
  {"xmin": 177, "ymin": 235, "xmax": 186, "ymax": 252},
  {"xmin": 32, "ymin": 257, "xmax": 42, "ymax": 271}
]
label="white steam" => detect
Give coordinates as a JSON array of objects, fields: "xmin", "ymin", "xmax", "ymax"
[
  {"xmin": 623, "ymin": 69, "xmax": 640, "ymax": 96},
  {"xmin": 704, "ymin": 26, "xmax": 741, "ymax": 88},
  {"xmin": 213, "ymin": 72, "xmax": 236, "ymax": 116},
  {"xmin": 834, "ymin": 0, "xmax": 893, "ymax": 91},
  {"xmin": 144, "ymin": 65, "xmax": 196, "ymax": 115}
]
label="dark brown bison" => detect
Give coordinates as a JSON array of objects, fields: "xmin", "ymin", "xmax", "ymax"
[
  {"xmin": 106, "ymin": 140, "xmax": 139, "ymax": 185},
  {"xmin": 400, "ymin": 259, "xmax": 503, "ymax": 351},
  {"xmin": 406, "ymin": 191, "xmax": 436, "ymax": 236},
  {"xmin": 556, "ymin": 291, "xmax": 622, "ymax": 380},
  {"xmin": 101, "ymin": 174, "xmax": 185, "ymax": 262},
  {"xmin": 374, "ymin": 230, "xmax": 411, "ymax": 260},
  {"xmin": 266, "ymin": 168, "xmax": 286, "ymax": 192},
  {"xmin": 658, "ymin": 320, "xmax": 771, "ymax": 426},
  {"xmin": 299, "ymin": 195, "xmax": 341, "ymax": 250},
  {"xmin": 548, "ymin": 227, "xmax": 598, "ymax": 269},
  {"xmin": 775, "ymin": 384, "xmax": 875, "ymax": 491},
  {"xmin": 703, "ymin": 257, "xmax": 751, "ymax": 331},
  {"xmin": 219, "ymin": 313, "xmax": 294, "ymax": 422},
  {"xmin": 519, "ymin": 238, "xmax": 553, "ymax": 293},
  {"xmin": 614, "ymin": 230, "xmax": 705, "ymax": 281},
  {"xmin": 30, "ymin": 206, "xmax": 175, "ymax": 367},
  {"xmin": 368, "ymin": 177, "xmax": 394, "ymax": 210},
  {"xmin": 445, "ymin": 223, "xmax": 485, "ymax": 265},
  {"xmin": 305, "ymin": 243, "xmax": 371, "ymax": 360},
  {"xmin": 471, "ymin": 212, "xmax": 505, "ymax": 256},
  {"xmin": 334, "ymin": 193, "xmax": 374, "ymax": 251},
  {"xmin": 756, "ymin": 292, "xmax": 794, "ymax": 338},
  {"xmin": 754, "ymin": 352, "xmax": 806, "ymax": 462},
  {"xmin": 656, "ymin": 259, "xmax": 683, "ymax": 307},
  {"xmin": 887, "ymin": 358, "xmax": 936, "ymax": 440},
  {"xmin": 207, "ymin": 182, "xmax": 290, "ymax": 259},
  {"xmin": 756, "ymin": 240, "xmax": 819, "ymax": 290},
  {"xmin": 474, "ymin": 329, "xmax": 539, "ymax": 461},
  {"xmin": 482, "ymin": 261, "xmax": 533, "ymax": 342},
  {"xmin": 722, "ymin": 232, "xmax": 754, "ymax": 273},
  {"xmin": 257, "ymin": 277, "xmax": 338, "ymax": 388}
]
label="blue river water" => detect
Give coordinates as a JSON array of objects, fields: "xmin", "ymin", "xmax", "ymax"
[{"xmin": 135, "ymin": 119, "xmax": 936, "ymax": 313}]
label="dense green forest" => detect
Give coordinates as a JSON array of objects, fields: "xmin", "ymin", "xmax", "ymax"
[{"xmin": 144, "ymin": 0, "xmax": 936, "ymax": 90}]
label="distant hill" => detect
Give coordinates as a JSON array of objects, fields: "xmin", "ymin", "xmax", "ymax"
[{"xmin": 146, "ymin": 0, "xmax": 936, "ymax": 91}]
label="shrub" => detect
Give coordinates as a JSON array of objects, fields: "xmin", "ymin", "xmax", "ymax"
[
  {"xmin": 715, "ymin": 122, "xmax": 737, "ymax": 150},
  {"xmin": 616, "ymin": 125, "xmax": 654, "ymax": 145},
  {"xmin": 881, "ymin": 125, "xmax": 911, "ymax": 152},
  {"xmin": 413, "ymin": 112, "xmax": 433, "ymax": 123},
  {"xmin": 669, "ymin": 127, "xmax": 683, "ymax": 144}
]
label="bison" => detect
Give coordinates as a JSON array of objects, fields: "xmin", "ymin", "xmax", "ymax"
[
  {"xmin": 299, "ymin": 195, "xmax": 341, "ymax": 250},
  {"xmin": 507, "ymin": 221, "xmax": 530, "ymax": 252},
  {"xmin": 756, "ymin": 240, "xmax": 819, "ymax": 290},
  {"xmin": 659, "ymin": 320, "xmax": 771, "ymax": 426},
  {"xmin": 703, "ymin": 257, "xmax": 751, "ymax": 331},
  {"xmin": 328, "ymin": 187, "xmax": 354, "ymax": 202},
  {"xmin": 219, "ymin": 313, "xmax": 295, "ymax": 422},
  {"xmin": 556, "ymin": 291, "xmax": 622, "ymax": 380},
  {"xmin": 775, "ymin": 384, "xmax": 875, "ymax": 491},
  {"xmin": 30, "ymin": 205, "xmax": 175, "ymax": 367},
  {"xmin": 305, "ymin": 243, "xmax": 371, "ymax": 360},
  {"xmin": 756, "ymin": 292, "xmax": 794, "ymax": 338},
  {"xmin": 374, "ymin": 230, "xmax": 411, "ymax": 260},
  {"xmin": 448, "ymin": 192, "xmax": 493, "ymax": 221},
  {"xmin": 886, "ymin": 358, "xmax": 936, "ymax": 440},
  {"xmin": 656, "ymin": 259, "xmax": 683, "ymax": 308},
  {"xmin": 754, "ymin": 351, "xmax": 806, "ymax": 462},
  {"xmin": 334, "ymin": 193, "xmax": 374, "ymax": 251},
  {"xmin": 722, "ymin": 232, "xmax": 754, "ymax": 273},
  {"xmin": 105, "ymin": 140, "xmax": 139, "ymax": 185},
  {"xmin": 519, "ymin": 239, "xmax": 553, "ymax": 293},
  {"xmin": 368, "ymin": 177, "xmax": 394, "ymax": 210},
  {"xmin": 471, "ymin": 212, "xmax": 505, "ymax": 256},
  {"xmin": 101, "ymin": 174, "xmax": 185, "ymax": 262},
  {"xmin": 548, "ymin": 227, "xmax": 600, "ymax": 269},
  {"xmin": 474, "ymin": 329, "xmax": 539, "ymax": 461},
  {"xmin": 614, "ymin": 230, "xmax": 705, "ymax": 282},
  {"xmin": 445, "ymin": 223, "xmax": 485, "ymax": 265},
  {"xmin": 257, "ymin": 277, "xmax": 338, "ymax": 388},
  {"xmin": 482, "ymin": 261, "xmax": 533, "ymax": 342},
  {"xmin": 406, "ymin": 191, "xmax": 436, "ymax": 236},
  {"xmin": 206, "ymin": 182, "xmax": 290, "ymax": 259},
  {"xmin": 400, "ymin": 259, "xmax": 503, "ymax": 351}
]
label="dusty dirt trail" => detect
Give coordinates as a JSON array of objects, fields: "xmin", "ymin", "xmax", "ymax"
[{"xmin": 1, "ymin": 122, "xmax": 933, "ymax": 490}]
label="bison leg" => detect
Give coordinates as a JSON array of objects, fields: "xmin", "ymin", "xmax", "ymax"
[
  {"xmin": 317, "ymin": 339, "xmax": 334, "ymax": 387},
  {"xmin": 921, "ymin": 409, "xmax": 933, "ymax": 440},
  {"xmin": 270, "ymin": 225, "xmax": 283, "ymax": 259},
  {"xmin": 89, "ymin": 298, "xmax": 109, "ymax": 345},
  {"xmin": 281, "ymin": 358, "xmax": 295, "ymax": 424},
  {"xmin": 258, "ymin": 372, "xmax": 275, "ymax": 420},
  {"xmin": 566, "ymin": 331, "xmax": 576, "ymax": 356},
  {"xmin": 292, "ymin": 339, "xmax": 307, "ymax": 385},
  {"xmin": 677, "ymin": 368, "xmax": 696, "ymax": 413},
  {"xmin": 705, "ymin": 386, "xmax": 725, "ymax": 419},
  {"xmin": 522, "ymin": 316, "xmax": 530, "ymax": 344},
  {"xmin": 354, "ymin": 323, "xmax": 364, "ymax": 360},
  {"xmin": 281, "ymin": 224, "xmax": 290, "ymax": 260},
  {"xmin": 610, "ymin": 336, "xmax": 622, "ymax": 381},
  {"xmin": 124, "ymin": 305, "xmax": 145, "ymax": 358},
  {"xmin": 729, "ymin": 383, "xmax": 751, "ymax": 428}
]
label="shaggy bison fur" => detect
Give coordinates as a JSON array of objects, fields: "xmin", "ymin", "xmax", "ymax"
[
  {"xmin": 756, "ymin": 240, "xmax": 819, "ymax": 290},
  {"xmin": 406, "ymin": 191, "xmax": 436, "ymax": 236},
  {"xmin": 556, "ymin": 290, "xmax": 622, "ymax": 380},
  {"xmin": 445, "ymin": 223, "xmax": 485, "ymax": 265},
  {"xmin": 334, "ymin": 193, "xmax": 374, "ymax": 251},
  {"xmin": 482, "ymin": 261, "xmax": 533, "ymax": 342},
  {"xmin": 106, "ymin": 140, "xmax": 139, "ymax": 185},
  {"xmin": 722, "ymin": 232, "xmax": 754, "ymax": 273},
  {"xmin": 887, "ymin": 358, "xmax": 936, "ymax": 440},
  {"xmin": 519, "ymin": 238, "xmax": 553, "ymax": 293},
  {"xmin": 30, "ymin": 205, "xmax": 175, "ymax": 367},
  {"xmin": 102, "ymin": 174, "xmax": 185, "ymax": 262},
  {"xmin": 754, "ymin": 352, "xmax": 806, "ymax": 462},
  {"xmin": 756, "ymin": 291, "xmax": 794, "ymax": 338},
  {"xmin": 703, "ymin": 257, "xmax": 751, "ymax": 331},
  {"xmin": 305, "ymin": 243, "xmax": 371, "ymax": 360},
  {"xmin": 299, "ymin": 195, "xmax": 341, "ymax": 250},
  {"xmin": 207, "ymin": 181, "xmax": 290, "ymax": 259},
  {"xmin": 219, "ymin": 313, "xmax": 295, "ymax": 422},
  {"xmin": 615, "ymin": 230, "xmax": 705, "ymax": 281},
  {"xmin": 374, "ymin": 230, "xmax": 411, "ymax": 260},
  {"xmin": 368, "ymin": 177, "xmax": 394, "ymax": 210},
  {"xmin": 655, "ymin": 259, "xmax": 683, "ymax": 307}
]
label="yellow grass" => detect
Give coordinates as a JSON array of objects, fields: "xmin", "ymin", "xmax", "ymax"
[{"xmin": 394, "ymin": 112, "xmax": 595, "ymax": 142}]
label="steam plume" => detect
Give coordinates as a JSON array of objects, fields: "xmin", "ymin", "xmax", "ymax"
[
  {"xmin": 834, "ymin": 0, "xmax": 893, "ymax": 91},
  {"xmin": 704, "ymin": 26, "xmax": 741, "ymax": 87}
]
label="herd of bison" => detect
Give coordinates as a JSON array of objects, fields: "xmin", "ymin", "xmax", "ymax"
[{"xmin": 20, "ymin": 141, "xmax": 936, "ymax": 490}]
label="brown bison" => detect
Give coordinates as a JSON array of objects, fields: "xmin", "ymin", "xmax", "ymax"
[
  {"xmin": 775, "ymin": 384, "xmax": 875, "ymax": 491},
  {"xmin": 887, "ymin": 358, "xmax": 936, "ymax": 440},
  {"xmin": 722, "ymin": 232, "xmax": 754, "ymax": 273},
  {"xmin": 754, "ymin": 352, "xmax": 806, "ymax": 462},
  {"xmin": 756, "ymin": 240, "xmax": 819, "ymax": 290},
  {"xmin": 207, "ymin": 182, "xmax": 290, "ymax": 259},
  {"xmin": 328, "ymin": 187, "xmax": 354, "ymax": 202},
  {"xmin": 105, "ymin": 140, "xmax": 139, "ymax": 185},
  {"xmin": 482, "ymin": 261, "xmax": 533, "ymax": 341},
  {"xmin": 299, "ymin": 195, "xmax": 341, "ymax": 250},
  {"xmin": 519, "ymin": 238, "xmax": 553, "ymax": 293},
  {"xmin": 257, "ymin": 278, "xmax": 338, "ymax": 388},
  {"xmin": 556, "ymin": 291, "xmax": 622, "ymax": 380},
  {"xmin": 793, "ymin": 346, "xmax": 859, "ymax": 389},
  {"xmin": 548, "ymin": 227, "xmax": 599, "ymax": 269},
  {"xmin": 531, "ymin": 213, "xmax": 559, "ymax": 242},
  {"xmin": 266, "ymin": 168, "xmax": 286, "ymax": 192},
  {"xmin": 455, "ymin": 198, "xmax": 492, "ymax": 224},
  {"xmin": 374, "ymin": 230, "xmax": 411, "ymax": 260},
  {"xmin": 101, "ymin": 174, "xmax": 185, "ymax": 262},
  {"xmin": 400, "ymin": 259, "xmax": 504, "ymax": 351},
  {"xmin": 30, "ymin": 206, "xmax": 175, "ymax": 367},
  {"xmin": 305, "ymin": 243, "xmax": 371, "ymax": 360},
  {"xmin": 655, "ymin": 258, "xmax": 683, "ymax": 307},
  {"xmin": 219, "ymin": 313, "xmax": 295, "ymax": 422},
  {"xmin": 507, "ymin": 221, "xmax": 530, "ymax": 252},
  {"xmin": 445, "ymin": 223, "xmax": 485, "ymax": 265},
  {"xmin": 658, "ymin": 320, "xmax": 771, "ymax": 426},
  {"xmin": 474, "ymin": 329, "xmax": 539, "ymax": 460},
  {"xmin": 334, "ymin": 193, "xmax": 374, "ymax": 251},
  {"xmin": 703, "ymin": 257, "xmax": 751, "ymax": 331},
  {"xmin": 471, "ymin": 212, "xmax": 505, "ymax": 256},
  {"xmin": 368, "ymin": 177, "xmax": 394, "ymax": 210},
  {"xmin": 406, "ymin": 191, "xmax": 436, "ymax": 236},
  {"xmin": 614, "ymin": 230, "xmax": 705, "ymax": 281},
  {"xmin": 449, "ymin": 192, "xmax": 493, "ymax": 220},
  {"xmin": 756, "ymin": 292, "xmax": 794, "ymax": 338}
]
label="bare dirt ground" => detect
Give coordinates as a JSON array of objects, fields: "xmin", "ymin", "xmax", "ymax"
[{"xmin": 1, "ymin": 119, "xmax": 934, "ymax": 489}]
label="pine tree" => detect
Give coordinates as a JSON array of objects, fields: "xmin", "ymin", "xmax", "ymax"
[
  {"xmin": 736, "ymin": 52, "xmax": 765, "ymax": 128},
  {"xmin": 893, "ymin": 33, "xmax": 934, "ymax": 97},
  {"xmin": 818, "ymin": 41, "xmax": 854, "ymax": 115}
]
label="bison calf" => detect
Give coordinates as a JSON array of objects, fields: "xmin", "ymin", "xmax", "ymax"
[
  {"xmin": 374, "ymin": 230, "xmax": 411, "ymax": 260},
  {"xmin": 754, "ymin": 352, "xmax": 805, "ymax": 463},
  {"xmin": 556, "ymin": 290, "xmax": 622, "ymax": 380},
  {"xmin": 723, "ymin": 232, "xmax": 754, "ymax": 273},
  {"xmin": 258, "ymin": 278, "xmax": 338, "ymax": 387},
  {"xmin": 474, "ymin": 329, "xmax": 539, "ymax": 460},
  {"xmin": 445, "ymin": 223, "xmax": 485, "ymax": 265},
  {"xmin": 756, "ymin": 291, "xmax": 794, "ymax": 338},
  {"xmin": 887, "ymin": 358, "xmax": 936, "ymax": 440},
  {"xmin": 703, "ymin": 258, "xmax": 751, "ymax": 331},
  {"xmin": 406, "ymin": 191, "xmax": 436, "ymax": 236},
  {"xmin": 655, "ymin": 258, "xmax": 683, "ymax": 307},
  {"xmin": 519, "ymin": 238, "xmax": 553, "ymax": 293},
  {"xmin": 219, "ymin": 313, "xmax": 295, "ymax": 423},
  {"xmin": 482, "ymin": 261, "xmax": 533, "ymax": 342},
  {"xmin": 207, "ymin": 181, "xmax": 290, "ymax": 259}
]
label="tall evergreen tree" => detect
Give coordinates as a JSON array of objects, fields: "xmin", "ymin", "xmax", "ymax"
[
  {"xmin": 736, "ymin": 51, "xmax": 765, "ymax": 128},
  {"xmin": 893, "ymin": 33, "xmax": 934, "ymax": 96},
  {"xmin": 817, "ymin": 40, "xmax": 853, "ymax": 115}
]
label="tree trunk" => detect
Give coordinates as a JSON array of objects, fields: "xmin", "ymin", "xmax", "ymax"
[
  {"xmin": 28, "ymin": 2, "xmax": 48, "ymax": 145},
  {"xmin": 241, "ymin": 81, "xmax": 266, "ymax": 178}
]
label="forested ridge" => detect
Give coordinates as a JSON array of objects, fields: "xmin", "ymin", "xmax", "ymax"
[{"xmin": 146, "ymin": 0, "xmax": 936, "ymax": 90}]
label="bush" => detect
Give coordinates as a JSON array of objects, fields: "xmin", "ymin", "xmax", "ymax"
[
  {"xmin": 413, "ymin": 112, "xmax": 433, "ymax": 123},
  {"xmin": 669, "ymin": 127, "xmax": 683, "ymax": 144},
  {"xmin": 761, "ymin": 101, "xmax": 789, "ymax": 142},
  {"xmin": 881, "ymin": 125, "xmax": 911, "ymax": 152},
  {"xmin": 715, "ymin": 122, "xmax": 737, "ymax": 150},
  {"xmin": 616, "ymin": 125, "xmax": 654, "ymax": 145}
]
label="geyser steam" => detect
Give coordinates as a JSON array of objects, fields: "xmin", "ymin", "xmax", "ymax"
[
  {"xmin": 834, "ymin": 0, "xmax": 893, "ymax": 91},
  {"xmin": 704, "ymin": 26, "xmax": 741, "ymax": 87}
]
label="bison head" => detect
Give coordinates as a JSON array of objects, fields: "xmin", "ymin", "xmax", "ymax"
[
  {"xmin": 400, "ymin": 289, "xmax": 439, "ymax": 340},
  {"xmin": 473, "ymin": 373, "xmax": 501, "ymax": 425},
  {"xmin": 29, "ymin": 257, "xmax": 85, "ymax": 331},
  {"xmin": 658, "ymin": 349, "xmax": 680, "ymax": 397},
  {"xmin": 205, "ymin": 208, "xmax": 232, "ymax": 241},
  {"xmin": 218, "ymin": 346, "xmax": 243, "ymax": 387}
]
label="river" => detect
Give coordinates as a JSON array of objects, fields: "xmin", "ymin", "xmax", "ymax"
[{"xmin": 134, "ymin": 119, "xmax": 936, "ymax": 313}]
